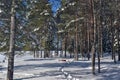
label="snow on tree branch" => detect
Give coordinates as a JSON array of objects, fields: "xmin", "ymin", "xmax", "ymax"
[
  {"xmin": 65, "ymin": 17, "xmax": 84, "ymax": 29},
  {"xmin": 57, "ymin": 17, "xmax": 84, "ymax": 33}
]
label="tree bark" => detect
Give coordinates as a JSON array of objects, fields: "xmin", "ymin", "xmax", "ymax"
[
  {"xmin": 110, "ymin": 16, "xmax": 116, "ymax": 63},
  {"xmin": 117, "ymin": 27, "xmax": 120, "ymax": 61},
  {"xmin": 7, "ymin": 0, "xmax": 15, "ymax": 80},
  {"xmin": 74, "ymin": 18, "xmax": 78, "ymax": 61},
  {"xmin": 90, "ymin": 0, "xmax": 96, "ymax": 75},
  {"xmin": 97, "ymin": 20, "xmax": 100, "ymax": 73},
  {"xmin": 64, "ymin": 32, "xmax": 67, "ymax": 58},
  {"xmin": 99, "ymin": 0, "xmax": 103, "ymax": 58}
]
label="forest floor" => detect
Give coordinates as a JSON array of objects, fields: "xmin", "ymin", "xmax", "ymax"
[{"xmin": 0, "ymin": 53, "xmax": 120, "ymax": 80}]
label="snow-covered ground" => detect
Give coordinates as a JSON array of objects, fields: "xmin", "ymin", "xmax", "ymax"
[
  {"xmin": 0, "ymin": 54, "xmax": 6, "ymax": 63},
  {"xmin": 0, "ymin": 53, "xmax": 120, "ymax": 80}
]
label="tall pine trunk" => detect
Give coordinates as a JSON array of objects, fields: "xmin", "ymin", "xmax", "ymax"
[
  {"xmin": 74, "ymin": 17, "xmax": 78, "ymax": 60},
  {"xmin": 75, "ymin": 23, "xmax": 78, "ymax": 60},
  {"xmin": 64, "ymin": 32, "xmax": 67, "ymax": 58},
  {"xmin": 97, "ymin": 20, "xmax": 100, "ymax": 73},
  {"xmin": 117, "ymin": 26, "xmax": 120, "ymax": 61},
  {"xmin": 110, "ymin": 16, "xmax": 116, "ymax": 63},
  {"xmin": 100, "ymin": 0, "xmax": 103, "ymax": 58},
  {"xmin": 90, "ymin": 0, "xmax": 96, "ymax": 75},
  {"xmin": 7, "ymin": 0, "xmax": 15, "ymax": 80}
]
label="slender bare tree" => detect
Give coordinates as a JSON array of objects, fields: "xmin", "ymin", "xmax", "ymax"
[{"xmin": 7, "ymin": 0, "xmax": 15, "ymax": 80}]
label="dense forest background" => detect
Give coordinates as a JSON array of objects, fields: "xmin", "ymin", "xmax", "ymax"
[{"xmin": 0, "ymin": 0, "xmax": 120, "ymax": 80}]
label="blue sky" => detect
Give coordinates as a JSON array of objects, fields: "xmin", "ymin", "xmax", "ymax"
[{"xmin": 49, "ymin": 0, "xmax": 61, "ymax": 14}]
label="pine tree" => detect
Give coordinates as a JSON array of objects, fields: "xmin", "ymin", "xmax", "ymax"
[{"xmin": 27, "ymin": 0, "xmax": 55, "ymax": 58}]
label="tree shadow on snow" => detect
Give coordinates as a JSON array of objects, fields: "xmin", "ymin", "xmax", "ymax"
[
  {"xmin": 98, "ymin": 68, "xmax": 120, "ymax": 80},
  {"xmin": 14, "ymin": 61, "xmax": 91, "ymax": 71},
  {"xmin": 0, "ymin": 66, "xmax": 7, "ymax": 71},
  {"xmin": 13, "ymin": 61, "xmax": 91, "ymax": 79},
  {"xmin": 14, "ymin": 63, "xmax": 65, "ymax": 70},
  {"xmin": 94, "ymin": 61, "xmax": 120, "ymax": 80},
  {"xmin": 14, "ymin": 70, "xmax": 62, "ymax": 80},
  {"xmin": 24, "ymin": 58, "xmax": 55, "ymax": 61}
]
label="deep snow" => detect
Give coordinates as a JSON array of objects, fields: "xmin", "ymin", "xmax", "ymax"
[{"xmin": 0, "ymin": 53, "xmax": 120, "ymax": 80}]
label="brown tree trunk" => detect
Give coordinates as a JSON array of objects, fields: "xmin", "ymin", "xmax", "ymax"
[
  {"xmin": 112, "ymin": 29, "xmax": 116, "ymax": 63},
  {"xmin": 75, "ymin": 26, "xmax": 78, "ymax": 61},
  {"xmin": 7, "ymin": 0, "xmax": 15, "ymax": 80},
  {"xmin": 110, "ymin": 16, "xmax": 116, "ymax": 63},
  {"xmin": 74, "ymin": 17, "xmax": 78, "ymax": 61},
  {"xmin": 97, "ymin": 20, "xmax": 100, "ymax": 73},
  {"xmin": 117, "ymin": 27, "xmax": 120, "ymax": 61},
  {"xmin": 90, "ymin": 0, "xmax": 96, "ymax": 75},
  {"xmin": 99, "ymin": 0, "xmax": 103, "ymax": 58},
  {"xmin": 64, "ymin": 32, "xmax": 67, "ymax": 58}
]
